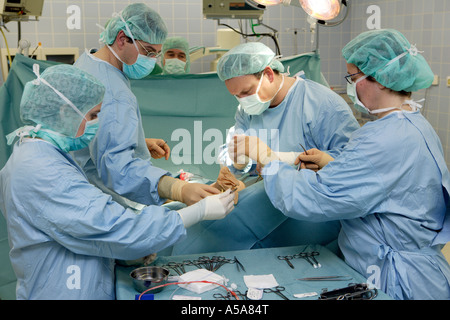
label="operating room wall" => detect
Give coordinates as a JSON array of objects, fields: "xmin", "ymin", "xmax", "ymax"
[
  {"xmin": 346, "ymin": 0, "xmax": 450, "ymax": 169},
  {"xmin": 0, "ymin": 0, "xmax": 449, "ymax": 167}
]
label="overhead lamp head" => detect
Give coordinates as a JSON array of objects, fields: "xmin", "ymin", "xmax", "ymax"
[
  {"xmin": 299, "ymin": 0, "xmax": 342, "ymax": 21},
  {"xmin": 247, "ymin": 0, "xmax": 283, "ymax": 6}
]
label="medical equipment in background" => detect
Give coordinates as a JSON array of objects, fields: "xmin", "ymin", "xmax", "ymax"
[
  {"xmin": 246, "ymin": 0, "xmax": 348, "ymax": 23},
  {"xmin": 0, "ymin": 46, "xmax": 79, "ymax": 81},
  {"xmin": 202, "ymin": 0, "xmax": 281, "ymax": 66},
  {"xmin": 203, "ymin": 0, "xmax": 264, "ymax": 20},
  {"xmin": 190, "ymin": 29, "xmax": 241, "ymax": 72},
  {"xmin": 246, "ymin": 0, "xmax": 349, "ymax": 52},
  {"xmin": 0, "ymin": 0, "xmax": 43, "ymax": 23},
  {"xmin": 0, "ymin": 0, "xmax": 45, "ymax": 81}
]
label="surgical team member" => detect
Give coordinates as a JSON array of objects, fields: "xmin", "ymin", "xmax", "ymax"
[
  {"xmin": 74, "ymin": 3, "xmax": 219, "ymax": 210},
  {"xmin": 0, "ymin": 64, "xmax": 235, "ymax": 300},
  {"xmin": 217, "ymin": 42, "xmax": 360, "ymax": 176},
  {"xmin": 161, "ymin": 36, "xmax": 190, "ymax": 75},
  {"xmin": 169, "ymin": 42, "xmax": 360, "ymax": 255},
  {"xmin": 247, "ymin": 29, "xmax": 450, "ymax": 300}
]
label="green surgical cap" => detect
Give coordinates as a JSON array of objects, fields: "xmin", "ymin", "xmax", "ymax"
[
  {"xmin": 100, "ymin": 3, "xmax": 167, "ymax": 45},
  {"xmin": 342, "ymin": 29, "xmax": 434, "ymax": 92},
  {"xmin": 162, "ymin": 36, "xmax": 190, "ymax": 72},
  {"xmin": 217, "ymin": 42, "xmax": 284, "ymax": 81},
  {"xmin": 21, "ymin": 64, "xmax": 105, "ymax": 138}
]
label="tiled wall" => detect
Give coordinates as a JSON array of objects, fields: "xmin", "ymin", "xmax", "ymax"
[
  {"xmin": 1, "ymin": 0, "xmax": 449, "ymax": 166},
  {"xmin": 348, "ymin": 0, "xmax": 450, "ymax": 167}
]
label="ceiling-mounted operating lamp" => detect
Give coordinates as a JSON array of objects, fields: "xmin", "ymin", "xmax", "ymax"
[
  {"xmin": 299, "ymin": 0, "xmax": 342, "ymax": 20},
  {"xmin": 246, "ymin": 0, "xmax": 349, "ymax": 26},
  {"xmin": 246, "ymin": 0, "xmax": 282, "ymax": 6}
]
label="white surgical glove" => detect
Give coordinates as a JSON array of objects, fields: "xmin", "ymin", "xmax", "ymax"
[
  {"xmin": 177, "ymin": 189, "xmax": 235, "ymax": 228},
  {"xmin": 230, "ymin": 135, "xmax": 279, "ymax": 167},
  {"xmin": 273, "ymin": 151, "xmax": 301, "ymax": 166}
]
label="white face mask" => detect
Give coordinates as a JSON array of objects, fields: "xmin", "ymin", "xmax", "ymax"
[
  {"xmin": 163, "ymin": 58, "xmax": 187, "ymax": 74},
  {"xmin": 347, "ymin": 75, "xmax": 410, "ymax": 115},
  {"xmin": 236, "ymin": 74, "xmax": 285, "ymax": 116},
  {"xmin": 346, "ymin": 75, "xmax": 370, "ymax": 114}
]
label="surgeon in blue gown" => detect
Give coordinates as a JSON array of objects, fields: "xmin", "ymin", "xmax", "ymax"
[
  {"xmin": 0, "ymin": 64, "xmax": 235, "ymax": 300},
  {"xmin": 243, "ymin": 29, "xmax": 450, "ymax": 300},
  {"xmin": 73, "ymin": 3, "xmax": 219, "ymax": 210},
  {"xmin": 169, "ymin": 42, "xmax": 360, "ymax": 255}
]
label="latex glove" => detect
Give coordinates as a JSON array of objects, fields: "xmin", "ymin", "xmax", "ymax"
[
  {"xmin": 145, "ymin": 138, "xmax": 170, "ymax": 160},
  {"xmin": 181, "ymin": 183, "xmax": 221, "ymax": 206},
  {"xmin": 273, "ymin": 151, "xmax": 301, "ymax": 166},
  {"xmin": 229, "ymin": 134, "xmax": 279, "ymax": 167},
  {"xmin": 294, "ymin": 148, "xmax": 334, "ymax": 172},
  {"xmin": 177, "ymin": 189, "xmax": 235, "ymax": 228}
]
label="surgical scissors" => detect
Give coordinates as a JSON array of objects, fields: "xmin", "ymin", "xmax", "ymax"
[
  {"xmin": 263, "ymin": 286, "xmax": 289, "ymax": 300},
  {"xmin": 277, "ymin": 255, "xmax": 295, "ymax": 269}
]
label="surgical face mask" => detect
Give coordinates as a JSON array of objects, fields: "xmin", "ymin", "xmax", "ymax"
[
  {"xmin": 347, "ymin": 75, "xmax": 370, "ymax": 114},
  {"xmin": 123, "ymin": 54, "xmax": 156, "ymax": 79},
  {"xmin": 67, "ymin": 119, "xmax": 99, "ymax": 151},
  {"xmin": 347, "ymin": 74, "xmax": 408, "ymax": 115},
  {"xmin": 107, "ymin": 13, "xmax": 157, "ymax": 79},
  {"xmin": 31, "ymin": 119, "xmax": 99, "ymax": 152},
  {"xmin": 236, "ymin": 74, "xmax": 285, "ymax": 116},
  {"xmin": 163, "ymin": 58, "xmax": 187, "ymax": 74},
  {"xmin": 107, "ymin": 44, "xmax": 156, "ymax": 80}
]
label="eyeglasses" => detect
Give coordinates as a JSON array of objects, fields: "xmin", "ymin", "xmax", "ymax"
[
  {"xmin": 136, "ymin": 40, "xmax": 161, "ymax": 59},
  {"xmin": 344, "ymin": 71, "xmax": 363, "ymax": 84}
]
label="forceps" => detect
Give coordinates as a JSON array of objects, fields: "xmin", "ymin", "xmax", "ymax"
[
  {"xmin": 166, "ymin": 262, "xmax": 185, "ymax": 275},
  {"xmin": 277, "ymin": 255, "xmax": 295, "ymax": 269},
  {"xmin": 295, "ymin": 251, "xmax": 321, "ymax": 268},
  {"xmin": 297, "ymin": 275, "xmax": 353, "ymax": 281},
  {"xmin": 297, "ymin": 143, "xmax": 308, "ymax": 171},
  {"xmin": 263, "ymin": 286, "xmax": 289, "ymax": 300}
]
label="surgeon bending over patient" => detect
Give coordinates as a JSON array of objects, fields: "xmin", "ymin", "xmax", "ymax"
[
  {"xmin": 0, "ymin": 64, "xmax": 235, "ymax": 300},
  {"xmin": 217, "ymin": 42, "xmax": 360, "ymax": 178},
  {"xmin": 73, "ymin": 3, "xmax": 219, "ymax": 210}
]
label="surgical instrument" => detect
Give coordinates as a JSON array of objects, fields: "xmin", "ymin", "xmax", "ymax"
[
  {"xmin": 319, "ymin": 283, "xmax": 378, "ymax": 300},
  {"xmin": 165, "ymin": 262, "xmax": 185, "ymax": 275},
  {"xmin": 234, "ymin": 256, "xmax": 245, "ymax": 272},
  {"xmin": 297, "ymin": 143, "xmax": 308, "ymax": 171},
  {"xmin": 294, "ymin": 251, "xmax": 321, "ymax": 268},
  {"xmin": 277, "ymin": 255, "xmax": 295, "ymax": 269},
  {"xmin": 297, "ymin": 276, "xmax": 353, "ymax": 281},
  {"xmin": 263, "ymin": 286, "xmax": 289, "ymax": 300},
  {"xmin": 213, "ymin": 292, "xmax": 232, "ymax": 300}
]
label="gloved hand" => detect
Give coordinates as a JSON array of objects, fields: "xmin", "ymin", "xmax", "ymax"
[
  {"xmin": 158, "ymin": 176, "xmax": 220, "ymax": 205},
  {"xmin": 181, "ymin": 183, "xmax": 221, "ymax": 206},
  {"xmin": 229, "ymin": 134, "xmax": 279, "ymax": 167},
  {"xmin": 294, "ymin": 148, "xmax": 334, "ymax": 171},
  {"xmin": 145, "ymin": 138, "xmax": 170, "ymax": 160},
  {"xmin": 177, "ymin": 189, "xmax": 236, "ymax": 228}
]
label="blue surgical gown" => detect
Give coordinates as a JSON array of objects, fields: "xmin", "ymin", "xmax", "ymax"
[
  {"xmin": 73, "ymin": 52, "xmax": 168, "ymax": 208},
  {"xmin": 168, "ymin": 77, "xmax": 358, "ymax": 255},
  {"xmin": 219, "ymin": 77, "xmax": 360, "ymax": 172},
  {"xmin": 263, "ymin": 110, "xmax": 450, "ymax": 300},
  {"xmin": 0, "ymin": 139, "xmax": 186, "ymax": 300}
]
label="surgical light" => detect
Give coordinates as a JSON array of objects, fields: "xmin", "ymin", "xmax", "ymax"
[
  {"xmin": 247, "ymin": 0, "xmax": 282, "ymax": 6},
  {"xmin": 299, "ymin": 0, "xmax": 341, "ymax": 20},
  {"xmin": 246, "ymin": 0, "xmax": 347, "ymax": 22}
]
